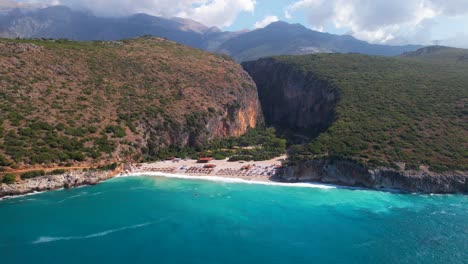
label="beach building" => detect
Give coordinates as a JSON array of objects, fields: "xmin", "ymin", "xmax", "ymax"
[{"xmin": 197, "ymin": 157, "xmax": 213, "ymax": 163}]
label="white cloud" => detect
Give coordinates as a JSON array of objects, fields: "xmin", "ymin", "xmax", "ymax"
[
  {"xmin": 443, "ymin": 32, "xmax": 468, "ymax": 48},
  {"xmin": 254, "ymin": 15, "xmax": 279, "ymax": 28},
  {"xmin": 19, "ymin": 0, "xmax": 256, "ymax": 28},
  {"xmin": 177, "ymin": 0, "xmax": 256, "ymax": 28},
  {"xmin": 285, "ymin": 0, "xmax": 468, "ymax": 44}
]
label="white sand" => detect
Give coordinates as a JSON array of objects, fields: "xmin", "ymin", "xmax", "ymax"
[{"xmin": 125, "ymin": 156, "xmax": 287, "ymax": 182}]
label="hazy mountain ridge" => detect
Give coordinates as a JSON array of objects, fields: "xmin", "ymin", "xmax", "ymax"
[{"xmin": 0, "ymin": 5, "xmax": 423, "ymax": 61}]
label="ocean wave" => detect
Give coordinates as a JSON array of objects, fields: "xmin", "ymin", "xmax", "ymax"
[
  {"xmin": 56, "ymin": 191, "xmax": 104, "ymax": 204},
  {"xmin": 0, "ymin": 191, "xmax": 48, "ymax": 202},
  {"xmin": 57, "ymin": 192, "xmax": 88, "ymax": 203},
  {"xmin": 124, "ymin": 172, "xmax": 337, "ymax": 189},
  {"xmin": 33, "ymin": 223, "xmax": 150, "ymax": 244}
]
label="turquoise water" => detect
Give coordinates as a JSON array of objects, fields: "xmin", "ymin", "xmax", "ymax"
[{"xmin": 0, "ymin": 176, "xmax": 467, "ymax": 264}]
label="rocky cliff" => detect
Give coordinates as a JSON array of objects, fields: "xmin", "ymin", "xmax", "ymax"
[
  {"xmin": 0, "ymin": 37, "xmax": 262, "ymax": 167},
  {"xmin": 0, "ymin": 169, "xmax": 116, "ymax": 198},
  {"xmin": 278, "ymin": 159, "xmax": 468, "ymax": 194},
  {"xmin": 242, "ymin": 58, "xmax": 339, "ymax": 142},
  {"xmin": 244, "ymin": 53, "xmax": 467, "ymax": 194}
]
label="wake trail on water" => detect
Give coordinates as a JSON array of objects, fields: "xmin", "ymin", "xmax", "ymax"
[{"xmin": 32, "ymin": 223, "xmax": 151, "ymax": 244}]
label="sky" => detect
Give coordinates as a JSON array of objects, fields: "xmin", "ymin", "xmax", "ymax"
[{"xmin": 17, "ymin": 0, "xmax": 468, "ymax": 48}]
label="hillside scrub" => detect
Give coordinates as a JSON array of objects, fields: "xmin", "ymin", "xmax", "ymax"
[
  {"xmin": 0, "ymin": 37, "xmax": 261, "ymax": 168},
  {"xmin": 251, "ymin": 50, "xmax": 467, "ymax": 172},
  {"xmin": 141, "ymin": 128, "xmax": 286, "ymax": 162},
  {"xmin": 2, "ymin": 173, "xmax": 16, "ymax": 184}
]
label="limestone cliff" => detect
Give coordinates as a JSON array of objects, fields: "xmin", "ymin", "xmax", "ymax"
[
  {"xmin": 0, "ymin": 37, "xmax": 262, "ymax": 166},
  {"xmin": 278, "ymin": 159, "xmax": 467, "ymax": 194},
  {"xmin": 0, "ymin": 169, "xmax": 116, "ymax": 198},
  {"xmin": 242, "ymin": 58, "xmax": 339, "ymax": 142},
  {"xmin": 243, "ymin": 55, "xmax": 467, "ymax": 194}
]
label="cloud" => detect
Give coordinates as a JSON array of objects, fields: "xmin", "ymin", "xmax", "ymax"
[
  {"xmin": 19, "ymin": 0, "xmax": 256, "ymax": 28},
  {"xmin": 285, "ymin": 0, "xmax": 468, "ymax": 44},
  {"xmin": 254, "ymin": 15, "xmax": 279, "ymax": 28},
  {"xmin": 177, "ymin": 0, "xmax": 256, "ymax": 28},
  {"xmin": 443, "ymin": 32, "xmax": 468, "ymax": 48}
]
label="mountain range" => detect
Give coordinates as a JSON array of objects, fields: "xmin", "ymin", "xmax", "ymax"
[{"xmin": 0, "ymin": 4, "xmax": 423, "ymax": 61}]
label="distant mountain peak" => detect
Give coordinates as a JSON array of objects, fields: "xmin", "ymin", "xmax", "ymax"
[
  {"xmin": 0, "ymin": 5, "xmax": 424, "ymax": 61},
  {"xmin": 264, "ymin": 21, "xmax": 307, "ymax": 30},
  {"xmin": 171, "ymin": 17, "xmax": 220, "ymax": 34},
  {"xmin": 402, "ymin": 45, "xmax": 454, "ymax": 56}
]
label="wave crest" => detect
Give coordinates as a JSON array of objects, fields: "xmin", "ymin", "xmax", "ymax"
[{"xmin": 33, "ymin": 223, "xmax": 150, "ymax": 244}]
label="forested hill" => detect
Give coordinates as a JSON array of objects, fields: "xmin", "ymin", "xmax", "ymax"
[
  {"xmin": 244, "ymin": 47, "xmax": 468, "ymax": 173},
  {"xmin": 0, "ymin": 37, "xmax": 262, "ymax": 169}
]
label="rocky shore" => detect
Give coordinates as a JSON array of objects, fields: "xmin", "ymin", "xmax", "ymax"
[
  {"xmin": 0, "ymin": 170, "xmax": 117, "ymax": 199},
  {"xmin": 278, "ymin": 159, "xmax": 468, "ymax": 194}
]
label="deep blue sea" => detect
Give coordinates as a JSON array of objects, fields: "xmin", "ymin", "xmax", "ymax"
[{"xmin": 0, "ymin": 176, "xmax": 467, "ymax": 264}]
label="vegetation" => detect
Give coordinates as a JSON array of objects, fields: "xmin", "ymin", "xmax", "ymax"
[
  {"xmin": 94, "ymin": 163, "xmax": 119, "ymax": 171},
  {"xmin": 2, "ymin": 173, "xmax": 16, "ymax": 184},
  {"xmin": 280, "ymin": 47, "xmax": 468, "ymax": 172},
  {"xmin": 47, "ymin": 169, "xmax": 67, "ymax": 175},
  {"xmin": 20, "ymin": 170, "xmax": 46, "ymax": 180},
  {"xmin": 141, "ymin": 128, "xmax": 286, "ymax": 162},
  {"xmin": 0, "ymin": 37, "xmax": 259, "ymax": 168}
]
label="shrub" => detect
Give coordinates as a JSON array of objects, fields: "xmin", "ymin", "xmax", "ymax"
[
  {"xmin": 2, "ymin": 173, "xmax": 16, "ymax": 184},
  {"xmin": 213, "ymin": 153, "xmax": 226, "ymax": 160},
  {"xmin": 20, "ymin": 170, "xmax": 46, "ymax": 179},
  {"xmin": 0, "ymin": 154, "xmax": 10, "ymax": 166},
  {"xmin": 105, "ymin": 125, "xmax": 126, "ymax": 138},
  {"xmin": 97, "ymin": 163, "xmax": 118, "ymax": 171},
  {"xmin": 48, "ymin": 169, "xmax": 67, "ymax": 175}
]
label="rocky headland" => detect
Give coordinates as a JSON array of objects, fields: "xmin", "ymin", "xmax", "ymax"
[
  {"xmin": 0, "ymin": 169, "xmax": 118, "ymax": 199},
  {"xmin": 277, "ymin": 159, "xmax": 468, "ymax": 194}
]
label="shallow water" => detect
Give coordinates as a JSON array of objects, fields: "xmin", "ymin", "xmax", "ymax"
[{"xmin": 0, "ymin": 176, "xmax": 467, "ymax": 264}]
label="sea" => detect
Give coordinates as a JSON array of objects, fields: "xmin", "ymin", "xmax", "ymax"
[{"xmin": 0, "ymin": 175, "xmax": 467, "ymax": 264}]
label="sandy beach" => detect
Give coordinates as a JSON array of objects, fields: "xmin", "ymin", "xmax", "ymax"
[{"xmin": 123, "ymin": 156, "xmax": 288, "ymax": 183}]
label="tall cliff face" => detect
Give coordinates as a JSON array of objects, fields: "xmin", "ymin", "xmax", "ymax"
[
  {"xmin": 243, "ymin": 53, "xmax": 467, "ymax": 193},
  {"xmin": 0, "ymin": 37, "xmax": 262, "ymax": 166},
  {"xmin": 242, "ymin": 58, "xmax": 339, "ymax": 142}
]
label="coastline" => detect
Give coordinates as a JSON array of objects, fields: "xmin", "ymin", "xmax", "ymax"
[
  {"xmin": 119, "ymin": 172, "xmax": 337, "ymax": 190},
  {"xmin": 0, "ymin": 169, "xmax": 118, "ymax": 200},
  {"xmin": 2, "ymin": 156, "xmax": 466, "ymax": 200}
]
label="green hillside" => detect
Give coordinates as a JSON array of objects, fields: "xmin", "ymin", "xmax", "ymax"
[
  {"xmin": 276, "ymin": 48, "xmax": 468, "ymax": 172},
  {"xmin": 0, "ymin": 37, "xmax": 262, "ymax": 169},
  {"xmin": 401, "ymin": 46, "xmax": 468, "ymax": 63}
]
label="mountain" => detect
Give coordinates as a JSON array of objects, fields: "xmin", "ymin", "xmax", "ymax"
[
  {"xmin": 0, "ymin": 6, "xmax": 223, "ymax": 49},
  {"xmin": 218, "ymin": 22, "xmax": 422, "ymax": 61},
  {"xmin": 0, "ymin": 37, "xmax": 261, "ymax": 167},
  {"xmin": 243, "ymin": 47, "xmax": 467, "ymax": 192},
  {"xmin": 401, "ymin": 45, "xmax": 468, "ymax": 63},
  {"xmin": 0, "ymin": 5, "xmax": 423, "ymax": 61}
]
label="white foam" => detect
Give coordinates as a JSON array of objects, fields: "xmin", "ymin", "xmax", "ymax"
[
  {"xmin": 123, "ymin": 172, "xmax": 337, "ymax": 189},
  {"xmin": 57, "ymin": 192, "xmax": 88, "ymax": 204},
  {"xmin": 0, "ymin": 190, "xmax": 49, "ymax": 201},
  {"xmin": 33, "ymin": 223, "xmax": 150, "ymax": 244}
]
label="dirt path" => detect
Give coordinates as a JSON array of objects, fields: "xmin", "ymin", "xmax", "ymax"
[{"xmin": 1, "ymin": 166, "xmax": 91, "ymax": 176}]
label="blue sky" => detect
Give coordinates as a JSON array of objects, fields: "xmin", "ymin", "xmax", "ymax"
[
  {"xmin": 18, "ymin": 0, "xmax": 468, "ymax": 48},
  {"xmin": 224, "ymin": 0, "xmax": 468, "ymax": 47}
]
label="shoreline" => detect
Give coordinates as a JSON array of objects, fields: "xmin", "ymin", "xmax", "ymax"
[
  {"xmin": 0, "ymin": 169, "xmax": 117, "ymax": 200},
  {"xmin": 2, "ymin": 156, "xmax": 466, "ymax": 200},
  {"xmin": 118, "ymin": 172, "xmax": 338, "ymax": 189}
]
